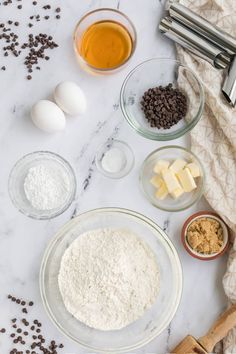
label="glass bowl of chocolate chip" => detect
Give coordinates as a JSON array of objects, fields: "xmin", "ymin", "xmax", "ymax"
[{"xmin": 120, "ymin": 58, "xmax": 204, "ymax": 141}]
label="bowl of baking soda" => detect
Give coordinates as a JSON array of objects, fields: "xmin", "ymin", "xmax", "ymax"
[
  {"xmin": 95, "ymin": 139, "xmax": 135, "ymax": 178},
  {"xmin": 8, "ymin": 151, "xmax": 76, "ymax": 219}
]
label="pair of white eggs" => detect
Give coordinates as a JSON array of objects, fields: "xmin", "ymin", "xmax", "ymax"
[{"xmin": 31, "ymin": 81, "xmax": 87, "ymax": 133}]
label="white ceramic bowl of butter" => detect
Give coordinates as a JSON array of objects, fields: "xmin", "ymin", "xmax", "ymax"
[{"xmin": 140, "ymin": 146, "xmax": 205, "ymax": 212}]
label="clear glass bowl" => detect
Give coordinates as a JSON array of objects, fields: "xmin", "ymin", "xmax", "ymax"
[
  {"xmin": 40, "ymin": 208, "xmax": 182, "ymax": 353},
  {"xmin": 120, "ymin": 58, "xmax": 204, "ymax": 141},
  {"xmin": 8, "ymin": 151, "xmax": 77, "ymax": 220},
  {"xmin": 140, "ymin": 146, "xmax": 205, "ymax": 212},
  {"xmin": 73, "ymin": 8, "xmax": 137, "ymax": 74},
  {"xmin": 95, "ymin": 139, "xmax": 135, "ymax": 179}
]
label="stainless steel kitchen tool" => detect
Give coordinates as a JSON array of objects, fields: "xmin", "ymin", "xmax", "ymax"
[
  {"xmin": 159, "ymin": 17, "xmax": 231, "ymax": 69},
  {"xmin": 159, "ymin": 3, "xmax": 236, "ymax": 106},
  {"xmin": 222, "ymin": 56, "xmax": 236, "ymax": 105},
  {"xmin": 169, "ymin": 2, "xmax": 236, "ymax": 56}
]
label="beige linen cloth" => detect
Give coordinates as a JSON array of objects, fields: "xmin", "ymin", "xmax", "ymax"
[{"xmin": 170, "ymin": 0, "xmax": 236, "ymax": 352}]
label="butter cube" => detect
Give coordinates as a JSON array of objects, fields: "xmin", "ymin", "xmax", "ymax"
[
  {"xmin": 155, "ymin": 184, "xmax": 168, "ymax": 200},
  {"xmin": 153, "ymin": 160, "xmax": 170, "ymax": 174},
  {"xmin": 171, "ymin": 187, "xmax": 184, "ymax": 199},
  {"xmin": 161, "ymin": 169, "xmax": 181, "ymax": 193},
  {"xmin": 186, "ymin": 162, "xmax": 200, "ymax": 178},
  {"xmin": 177, "ymin": 168, "xmax": 197, "ymax": 192},
  {"xmin": 169, "ymin": 159, "xmax": 187, "ymax": 174},
  {"xmin": 150, "ymin": 175, "xmax": 164, "ymax": 189}
]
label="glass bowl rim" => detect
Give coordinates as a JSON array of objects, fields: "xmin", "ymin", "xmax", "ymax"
[
  {"xmin": 120, "ymin": 58, "xmax": 205, "ymax": 141},
  {"xmin": 139, "ymin": 145, "xmax": 206, "ymax": 212},
  {"xmin": 39, "ymin": 207, "xmax": 183, "ymax": 353},
  {"xmin": 73, "ymin": 7, "xmax": 137, "ymax": 72},
  {"xmin": 8, "ymin": 150, "xmax": 77, "ymax": 220}
]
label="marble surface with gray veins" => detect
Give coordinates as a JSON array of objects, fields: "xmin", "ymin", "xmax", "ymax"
[{"xmin": 0, "ymin": 0, "xmax": 227, "ymax": 353}]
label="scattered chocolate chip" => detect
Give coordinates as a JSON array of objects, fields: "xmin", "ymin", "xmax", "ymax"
[
  {"xmin": 0, "ymin": 1, "xmax": 60, "ymax": 80},
  {"xmin": 56, "ymin": 15, "xmax": 60, "ymax": 19},
  {"xmin": 5, "ymin": 295, "xmax": 65, "ymax": 353}
]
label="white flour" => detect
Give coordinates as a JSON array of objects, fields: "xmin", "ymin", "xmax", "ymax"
[
  {"xmin": 24, "ymin": 164, "xmax": 70, "ymax": 210},
  {"xmin": 58, "ymin": 228, "xmax": 160, "ymax": 331}
]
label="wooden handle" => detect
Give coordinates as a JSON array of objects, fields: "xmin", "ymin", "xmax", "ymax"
[{"xmin": 198, "ymin": 304, "xmax": 236, "ymax": 352}]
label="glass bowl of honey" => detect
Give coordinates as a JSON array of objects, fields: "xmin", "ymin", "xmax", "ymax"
[{"xmin": 73, "ymin": 8, "xmax": 137, "ymax": 74}]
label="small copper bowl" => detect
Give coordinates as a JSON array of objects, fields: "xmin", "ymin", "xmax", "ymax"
[{"xmin": 182, "ymin": 211, "xmax": 230, "ymax": 261}]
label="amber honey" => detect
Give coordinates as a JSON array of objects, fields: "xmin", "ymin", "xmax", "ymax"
[{"xmin": 78, "ymin": 20, "xmax": 133, "ymax": 70}]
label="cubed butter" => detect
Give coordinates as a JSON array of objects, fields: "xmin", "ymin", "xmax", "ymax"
[
  {"xmin": 150, "ymin": 175, "xmax": 164, "ymax": 188},
  {"xmin": 161, "ymin": 169, "xmax": 181, "ymax": 193},
  {"xmin": 169, "ymin": 159, "xmax": 187, "ymax": 174},
  {"xmin": 155, "ymin": 184, "xmax": 168, "ymax": 200},
  {"xmin": 186, "ymin": 162, "xmax": 200, "ymax": 178},
  {"xmin": 153, "ymin": 160, "xmax": 170, "ymax": 174},
  {"xmin": 177, "ymin": 168, "xmax": 197, "ymax": 192},
  {"xmin": 171, "ymin": 187, "xmax": 184, "ymax": 199}
]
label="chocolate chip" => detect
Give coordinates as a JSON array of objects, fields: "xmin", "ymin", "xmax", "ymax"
[
  {"xmin": 140, "ymin": 83, "xmax": 188, "ymax": 130},
  {"xmin": 29, "ymin": 301, "xmax": 34, "ymax": 306}
]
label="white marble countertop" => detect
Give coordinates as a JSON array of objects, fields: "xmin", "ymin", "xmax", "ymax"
[{"xmin": 0, "ymin": 0, "xmax": 228, "ymax": 353}]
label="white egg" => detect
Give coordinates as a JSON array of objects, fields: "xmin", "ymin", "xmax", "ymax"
[
  {"xmin": 31, "ymin": 100, "xmax": 66, "ymax": 133},
  {"xmin": 54, "ymin": 81, "xmax": 87, "ymax": 116}
]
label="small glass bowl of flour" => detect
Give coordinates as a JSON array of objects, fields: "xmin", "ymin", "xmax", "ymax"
[
  {"xmin": 8, "ymin": 151, "xmax": 76, "ymax": 219},
  {"xmin": 95, "ymin": 140, "xmax": 135, "ymax": 178}
]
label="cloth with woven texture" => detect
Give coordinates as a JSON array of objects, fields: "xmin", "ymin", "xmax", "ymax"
[{"xmin": 169, "ymin": 0, "xmax": 236, "ymax": 352}]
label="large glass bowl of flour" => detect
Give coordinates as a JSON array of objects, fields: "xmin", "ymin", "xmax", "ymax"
[{"xmin": 40, "ymin": 208, "xmax": 182, "ymax": 352}]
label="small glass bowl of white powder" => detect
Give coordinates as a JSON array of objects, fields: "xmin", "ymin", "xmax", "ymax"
[
  {"xmin": 8, "ymin": 151, "xmax": 77, "ymax": 219},
  {"xmin": 95, "ymin": 140, "xmax": 135, "ymax": 178}
]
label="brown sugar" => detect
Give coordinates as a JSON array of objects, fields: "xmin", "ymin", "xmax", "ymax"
[{"xmin": 186, "ymin": 217, "xmax": 224, "ymax": 255}]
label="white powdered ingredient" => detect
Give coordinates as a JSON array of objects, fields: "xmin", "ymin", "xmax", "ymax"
[
  {"xmin": 58, "ymin": 228, "xmax": 160, "ymax": 331},
  {"xmin": 24, "ymin": 164, "xmax": 70, "ymax": 210}
]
